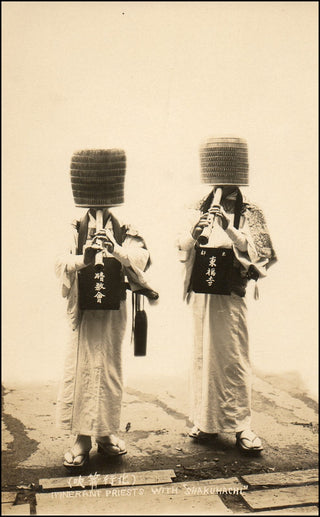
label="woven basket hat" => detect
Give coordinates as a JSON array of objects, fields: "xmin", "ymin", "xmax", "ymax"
[
  {"xmin": 200, "ymin": 137, "xmax": 249, "ymax": 186},
  {"xmin": 70, "ymin": 149, "xmax": 126, "ymax": 207}
]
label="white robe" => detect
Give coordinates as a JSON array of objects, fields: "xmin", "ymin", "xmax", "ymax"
[
  {"xmin": 55, "ymin": 212, "xmax": 152, "ymax": 437},
  {"xmin": 177, "ymin": 203, "xmax": 273, "ymax": 433},
  {"xmin": 191, "ymin": 291, "xmax": 251, "ymax": 433}
]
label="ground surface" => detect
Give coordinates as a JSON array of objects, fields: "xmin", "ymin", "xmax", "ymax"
[{"xmin": 1, "ymin": 370, "xmax": 318, "ymax": 514}]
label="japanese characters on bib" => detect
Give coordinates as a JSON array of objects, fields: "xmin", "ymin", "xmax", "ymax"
[{"xmin": 191, "ymin": 247, "xmax": 234, "ymax": 295}]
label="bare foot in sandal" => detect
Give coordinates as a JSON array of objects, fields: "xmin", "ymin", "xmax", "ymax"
[
  {"xmin": 189, "ymin": 426, "xmax": 218, "ymax": 440},
  {"xmin": 236, "ymin": 430, "xmax": 263, "ymax": 452},
  {"xmin": 96, "ymin": 434, "xmax": 126, "ymax": 456},
  {"xmin": 64, "ymin": 435, "xmax": 92, "ymax": 469}
]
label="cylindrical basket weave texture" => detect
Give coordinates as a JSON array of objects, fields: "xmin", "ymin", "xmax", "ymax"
[
  {"xmin": 70, "ymin": 149, "xmax": 126, "ymax": 207},
  {"xmin": 200, "ymin": 137, "xmax": 249, "ymax": 186}
]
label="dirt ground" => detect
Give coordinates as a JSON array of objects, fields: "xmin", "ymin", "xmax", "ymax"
[{"xmin": 2, "ymin": 369, "xmax": 318, "ymax": 494}]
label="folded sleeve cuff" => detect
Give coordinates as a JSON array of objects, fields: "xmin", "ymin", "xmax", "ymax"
[
  {"xmin": 225, "ymin": 225, "xmax": 248, "ymax": 252},
  {"xmin": 65, "ymin": 255, "xmax": 87, "ymax": 272}
]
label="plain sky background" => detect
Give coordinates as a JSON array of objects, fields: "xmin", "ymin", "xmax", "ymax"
[{"xmin": 2, "ymin": 2, "xmax": 318, "ymax": 398}]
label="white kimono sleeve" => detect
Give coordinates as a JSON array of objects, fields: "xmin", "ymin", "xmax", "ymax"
[
  {"xmin": 112, "ymin": 230, "xmax": 154, "ymax": 293},
  {"xmin": 226, "ymin": 218, "xmax": 270, "ymax": 278},
  {"xmin": 54, "ymin": 222, "xmax": 82, "ymax": 329}
]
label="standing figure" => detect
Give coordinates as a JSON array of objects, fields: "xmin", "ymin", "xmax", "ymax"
[
  {"xmin": 55, "ymin": 149, "xmax": 156, "ymax": 469},
  {"xmin": 176, "ymin": 137, "xmax": 276, "ymax": 452}
]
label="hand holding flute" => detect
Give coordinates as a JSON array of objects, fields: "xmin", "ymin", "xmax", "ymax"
[
  {"xmin": 209, "ymin": 204, "xmax": 231, "ymax": 231},
  {"xmin": 83, "ymin": 209, "xmax": 115, "ymax": 266},
  {"xmin": 192, "ymin": 187, "xmax": 232, "ymax": 244}
]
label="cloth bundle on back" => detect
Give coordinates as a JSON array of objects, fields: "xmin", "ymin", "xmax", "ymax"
[
  {"xmin": 55, "ymin": 148, "xmax": 158, "ymax": 470},
  {"xmin": 176, "ymin": 136, "xmax": 276, "ymax": 452}
]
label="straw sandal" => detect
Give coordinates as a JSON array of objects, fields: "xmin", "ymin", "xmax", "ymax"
[
  {"xmin": 236, "ymin": 430, "xmax": 263, "ymax": 452},
  {"xmin": 63, "ymin": 450, "xmax": 90, "ymax": 470},
  {"xmin": 63, "ymin": 436, "xmax": 92, "ymax": 470},
  {"xmin": 189, "ymin": 426, "xmax": 218, "ymax": 440},
  {"xmin": 96, "ymin": 435, "xmax": 127, "ymax": 456}
]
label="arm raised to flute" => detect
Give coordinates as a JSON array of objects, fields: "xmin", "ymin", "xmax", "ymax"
[{"xmin": 197, "ymin": 187, "xmax": 223, "ymax": 245}]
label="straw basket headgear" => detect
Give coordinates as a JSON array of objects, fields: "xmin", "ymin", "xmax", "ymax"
[
  {"xmin": 199, "ymin": 137, "xmax": 249, "ymax": 186},
  {"xmin": 70, "ymin": 148, "xmax": 126, "ymax": 208}
]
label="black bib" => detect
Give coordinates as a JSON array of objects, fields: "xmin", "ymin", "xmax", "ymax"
[
  {"xmin": 78, "ymin": 258, "xmax": 123, "ymax": 310},
  {"xmin": 191, "ymin": 247, "xmax": 234, "ymax": 295}
]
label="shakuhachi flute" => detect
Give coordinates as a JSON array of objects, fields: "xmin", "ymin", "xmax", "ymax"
[
  {"xmin": 94, "ymin": 209, "xmax": 104, "ymax": 267},
  {"xmin": 197, "ymin": 187, "xmax": 223, "ymax": 245}
]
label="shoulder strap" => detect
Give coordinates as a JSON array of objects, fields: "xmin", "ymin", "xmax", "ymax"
[
  {"xmin": 233, "ymin": 190, "xmax": 243, "ymax": 230},
  {"xmin": 109, "ymin": 212, "xmax": 126, "ymax": 245},
  {"xmin": 77, "ymin": 211, "xmax": 90, "ymax": 254}
]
